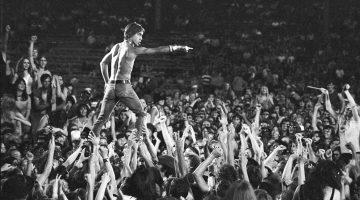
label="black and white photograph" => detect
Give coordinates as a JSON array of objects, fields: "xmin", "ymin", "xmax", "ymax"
[{"xmin": 0, "ymin": 0, "xmax": 360, "ymax": 200}]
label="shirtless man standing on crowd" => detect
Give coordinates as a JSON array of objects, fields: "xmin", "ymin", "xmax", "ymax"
[{"xmin": 92, "ymin": 22, "xmax": 192, "ymax": 136}]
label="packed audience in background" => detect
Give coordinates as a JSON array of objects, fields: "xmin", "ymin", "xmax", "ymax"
[
  {"xmin": 1, "ymin": 24, "xmax": 360, "ymax": 200},
  {"xmin": 1, "ymin": 0, "xmax": 360, "ymax": 200}
]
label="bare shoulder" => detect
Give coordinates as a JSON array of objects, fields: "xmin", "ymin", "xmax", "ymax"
[
  {"xmin": 129, "ymin": 45, "xmax": 147, "ymax": 55},
  {"xmin": 111, "ymin": 43, "xmax": 122, "ymax": 55}
]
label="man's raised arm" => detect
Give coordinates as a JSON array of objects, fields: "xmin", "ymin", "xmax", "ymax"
[
  {"xmin": 2, "ymin": 25, "xmax": 10, "ymax": 62},
  {"xmin": 343, "ymin": 84, "xmax": 360, "ymax": 122},
  {"xmin": 133, "ymin": 45, "xmax": 192, "ymax": 55}
]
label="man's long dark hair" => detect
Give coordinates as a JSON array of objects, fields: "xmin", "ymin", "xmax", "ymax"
[
  {"xmin": 300, "ymin": 160, "xmax": 342, "ymax": 200},
  {"xmin": 121, "ymin": 166, "xmax": 163, "ymax": 200}
]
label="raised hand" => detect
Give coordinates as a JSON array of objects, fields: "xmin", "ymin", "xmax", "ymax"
[
  {"xmin": 304, "ymin": 138, "xmax": 312, "ymax": 145},
  {"xmin": 25, "ymin": 151, "xmax": 34, "ymax": 162},
  {"xmin": 88, "ymin": 132, "xmax": 100, "ymax": 147},
  {"xmin": 75, "ymin": 149, "xmax": 89, "ymax": 168},
  {"xmin": 1, "ymin": 163, "xmax": 16, "ymax": 172},
  {"xmin": 174, "ymin": 131, "xmax": 186, "ymax": 146},
  {"xmin": 211, "ymin": 146, "xmax": 223, "ymax": 158},
  {"xmin": 107, "ymin": 142, "xmax": 115, "ymax": 158},
  {"xmin": 255, "ymin": 104, "xmax": 262, "ymax": 112},
  {"xmin": 276, "ymin": 145, "xmax": 287, "ymax": 151},
  {"xmin": 295, "ymin": 132, "xmax": 303, "ymax": 140},
  {"xmin": 295, "ymin": 134, "xmax": 303, "ymax": 156},
  {"xmin": 304, "ymin": 138, "xmax": 313, "ymax": 150},
  {"xmin": 5, "ymin": 25, "xmax": 11, "ymax": 32},
  {"xmin": 58, "ymin": 180, "xmax": 65, "ymax": 196},
  {"xmin": 319, "ymin": 88, "xmax": 329, "ymax": 95},
  {"xmin": 318, "ymin": 149, "xmax": 326, "ymax": 159},
  {"xmin": 79, "ymin": 148, "xmax": 90, "ymax": 160},
  {"xmin": 343, "ymin": 84, "xmax": 350, "ymax": 91},
  {"xmin": 30, "ymin": 35, "xmax": 37, "ymax": 42},
  {"xmin": 228, "ymin": 123, "xmax": 236, "ymax": 139},
  {"xmin": 325, "ymin": 149, "xmax": 332, "ymax": 159},
  {"xmin": 219, "ymin": 114, "xmax": 228, "ymax": 125},
  {"xmin": 52, "ymin": 174, "xmax": 62, "ymax": 198},
  {"xmin": 55, "ymin": 174, "xmax": 62, "ymax": 182},
  {"xmin": 241, "ymin": 124, "xmax": 251, "ymax": 135}
]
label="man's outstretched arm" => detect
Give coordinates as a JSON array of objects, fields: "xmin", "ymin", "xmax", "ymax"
[{"xmin": 133, "ymin": 45, "xmax": 192, "ymax": 55}]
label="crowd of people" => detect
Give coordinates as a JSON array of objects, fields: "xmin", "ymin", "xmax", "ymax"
[
  {"xmin": 1, "ymin": 0, "xmax": 360, "ymax": 200},
  {"xmin": 1, "ymin": 20, "xmax": 360, "ymax": 200}
]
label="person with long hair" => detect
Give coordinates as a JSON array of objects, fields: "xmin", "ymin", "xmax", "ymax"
[
  {"xmin": 12, "ymin": 57, "xmax": 35, "ymax": 96},
  {"xmin": 35, "ymin": 56, "xmax": 51, "ymax": 88},
  {"xmin": 68, "ymin": 103, "xmax": 94, "ymax": 131},
  {"xmin": 13, "ymin": 78, "xmax": 31, "ymax": 120},
  {"xmin": 122, "ymin": 166, "xmax": 164, "ymax": 200},
  {"xmin": 255, "ymin": 86, "xmax": 274, "ymax": 110},
  {"xmin": 292, "ymin": 160, "xmax": 342, "ymax": 200},
  {"xmin": 1, "ymin": 94, "xmax": 31, "ymax": 138},
  {"xmin": 222, "ymin": 180, "xmax": 257, "ymax": 200}
]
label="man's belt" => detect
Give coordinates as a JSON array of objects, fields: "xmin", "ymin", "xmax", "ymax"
[{"xmin": 109, "ymin": 80, "xmax": 131, "ymax": 84}]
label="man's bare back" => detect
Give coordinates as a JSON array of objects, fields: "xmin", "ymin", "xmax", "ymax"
[{"xmin": 110, "ymin": 42, "xmax": 136, "ymax": 81}]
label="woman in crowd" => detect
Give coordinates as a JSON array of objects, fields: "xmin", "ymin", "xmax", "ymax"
[
  {"xmin": 13, "ymin": 78, "xmax": 31, "ymax": 120},
  {"xmin": 68, "ymin": 103, "xmax": 94, "ymax": 131},
  {"xmin": 255, "ymin": 86, "xmax": 274, "ymax": 110},
  {"xmin": 12, "ymin": 58, "xmax": 35, "ymax": 96}
]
